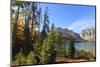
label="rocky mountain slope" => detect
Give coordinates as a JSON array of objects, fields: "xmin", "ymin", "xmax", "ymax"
[
  {"xmin": 54, "ymin": 27, "xmax": 84, "ymax": 42},
  {"xmin": 54, "ymin": 27, "xmax": 95, "ymax": 42},
  {"xmin": 80, "ymin": 28, "xmax": 95, "ymax": 41}
]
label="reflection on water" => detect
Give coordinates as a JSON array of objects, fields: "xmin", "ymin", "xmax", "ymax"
[{"xmin": 75, "ymin": 42, "xmax": 96, "ymax": 55}]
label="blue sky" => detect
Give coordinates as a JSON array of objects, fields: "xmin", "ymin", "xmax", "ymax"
[
  {"xmin": 39, "ymin": 3, "xmax": 96, "ymax": 33},
  {"xmin": 12, "ymin": 2, "xmax": 95, "ymax": 33}
]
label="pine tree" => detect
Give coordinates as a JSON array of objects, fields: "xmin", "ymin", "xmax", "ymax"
[
  {"xmin": 51, "ymin": 23, "xmax": 55, "ymax": 31},
  {"xmin": 26, "ymin": 51, "xmax": 37, "ymax": 64},
  {"xmin": 33, "ymin": 41, "xmax": 42, "ymax": 64},
  {"xmin": 24, "ymin": 15, "xmax": 32, "ymax": 55},
  {"xmin": 41, "ymin": 7, "xmax": 50, "ymax": 43},
  {"xmin": 41, "ymin": 32, "xmax": 56, "ymax": 64},
  {"xmin": 54, "ymin": 32, "xmax": 63, "ymax": 57},
  {"xmin": 12, "ymin": 0, "xmax": 25, "ymax": 59},
  {"xmin": 67, "ymin": 40, "xmax": 75, "ymax": 58},
  {"xmin": 13, "ymin": 49, "xmax": 26, "ymax": 65},
  {"xmin": 31, "ymin": 3, "xmax": 37, "ymax": 42}
]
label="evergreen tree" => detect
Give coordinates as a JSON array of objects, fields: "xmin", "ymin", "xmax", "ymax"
[
  {"xmin": 24, "ymin": 15, "xmax": 32, "ymax": 55},
  {"xmin": 41, "ymin": 7, "xmax": 50, "ymax": 43},
  {"xmin": 13, "ymin": 49, "xmax": 26, "ymax": 65},
  {"xmin": 31, "ymin": 3, "xmax": 37, "ymax": 42},
  {"xmin": 54, "ymin": 32, "xmax": 63, "ymax": 57},
  {"xmin": 33, "ymin": 41, "xmax": 42, "ymax": 64},
  {"xmin": 37, "ymin": 7, "xmax": 42, "ymax": 37},
  {"xmin": 26, "ymin": 51, "xmax": 37, "ymax": 64},
  {"xmin": 51, "ymin": 23, "xmax": 55, "ymax": 31},
  {"xmin": 67, "ymin": 40, "xmax": 75, "ymax": 58},
  {"xmin": 41, "ymin": 32, "xmax": 56, "ymax": 64},
  {"xmin": 12, "ymin": 0, "xmax": 25, "ymax": 59}
]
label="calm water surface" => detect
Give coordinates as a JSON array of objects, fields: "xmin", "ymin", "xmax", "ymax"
[{"xmin": 75, "ymin": 42, "xmax": 96, "ymax": 55}]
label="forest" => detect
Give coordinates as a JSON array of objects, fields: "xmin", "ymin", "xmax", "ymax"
[{"xmin": 11, "ymin": 1, "xmax": 95, "ymax": 66}]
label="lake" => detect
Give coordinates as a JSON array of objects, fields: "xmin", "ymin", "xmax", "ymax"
[{"xmin": 75, "ymin": 42, "xmax": 96, "ymax": 55}]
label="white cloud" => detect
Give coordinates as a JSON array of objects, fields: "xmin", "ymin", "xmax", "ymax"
[{"xmin": 67, "ymin": 18, "xmax": 95, "ymax": 33}]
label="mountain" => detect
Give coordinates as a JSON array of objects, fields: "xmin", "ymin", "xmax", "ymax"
[
  {"xmin": 54, "ymin": 27, "xmax": 84, "ymax": 42},
  {"xmin": 53, "ymin": 27, "xmax": 95, "ymax": 42},
  {"xmin": 80, "ymin": 27, "xmax": 95, "ymax": 41}
]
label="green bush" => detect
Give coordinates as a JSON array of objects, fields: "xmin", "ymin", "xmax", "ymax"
[
  {"xmin": 13, "ymin": 49, "xmax": 26, "ymax": 65},
  {"xmin": 26, "ymin": 51, "xmax": 37, "ymax": 65},
  {"xmin": 75, "ymin": 50, "xmax": 94, "ymax": 60}
]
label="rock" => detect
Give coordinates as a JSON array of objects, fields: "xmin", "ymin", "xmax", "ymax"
[
  {"xmin": 80, "ymin": 28, "xmax": 95, "ymax": 41},
  {"xmin": 54, "ymin": 27, "xmax": 84, "ymax": 42}
]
